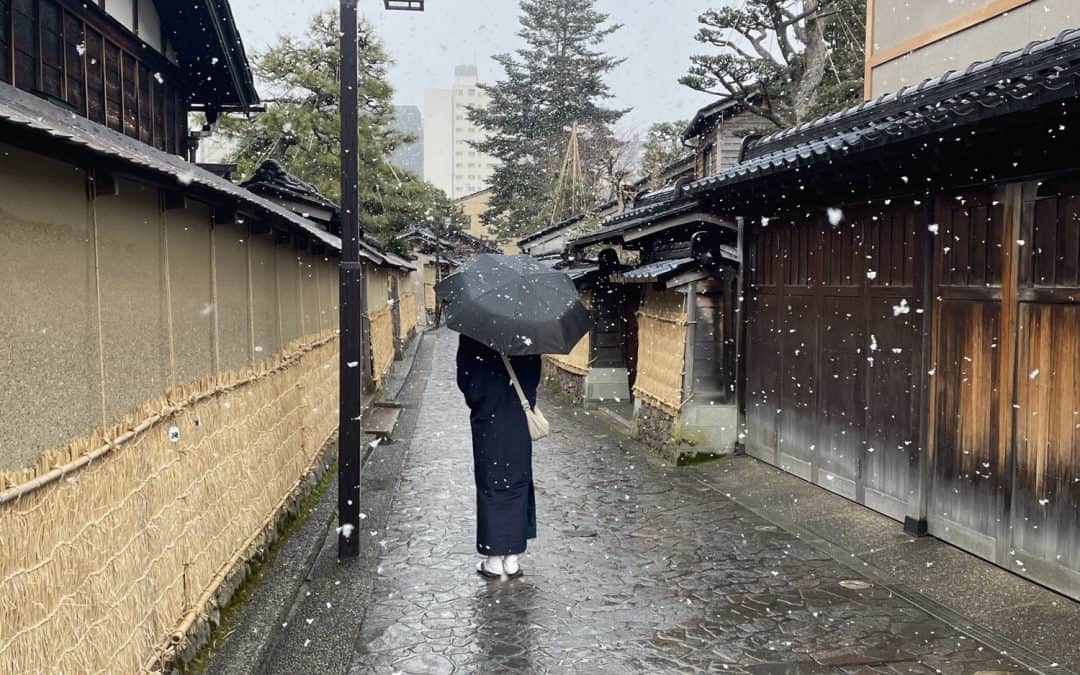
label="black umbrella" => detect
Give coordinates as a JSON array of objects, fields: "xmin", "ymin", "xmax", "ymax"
[{"xmin": 435, "ymin": 254, "xmax": 591, "ymax": 355}]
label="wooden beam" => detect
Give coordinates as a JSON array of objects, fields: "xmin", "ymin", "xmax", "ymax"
[
  {"xmin": 867, "ymin": 0, "xmax": 1035, "ymax": 70},
  {"xmin": 212, "ymin": 205, "xmax": 237, "ymax": 225},
  {"xmin": 161, "ymin": 189, "xmax": 187, "ymax": 211},
  {"xmin": 92, "ymin": 168, "xmax": 118, "ymax": 196}
]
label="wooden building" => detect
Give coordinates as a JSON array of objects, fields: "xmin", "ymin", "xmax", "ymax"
[
  {"xmin": 0, "ymin": 2, "xmax": 348, "ymax": 670},
  {"xmin": 551, "ymin": 2, "xmax": 1080, "ymax": 599},
  {"xmin": 682, "ymin": 25, "xmax": 1080, "ymax": 599},
  {"xmin": 568, "ymin": 188, "xmax": 740, "ymax": 456},
  {"xmin": 681, "ymin": 98, "xmax": 763, "ymax": 177}
]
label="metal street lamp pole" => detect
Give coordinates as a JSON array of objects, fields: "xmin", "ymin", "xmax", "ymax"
[
  {"xmin": 338, "ymin": 0, "xmax": 363, "ymax": 559},
  {"xmin": 339, "ymin": 0, "xmax": 426, "ymax": 559}
]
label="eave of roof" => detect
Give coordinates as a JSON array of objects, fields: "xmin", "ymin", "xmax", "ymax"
[
  {"xmin": 682, "ymin": 97, "xmax": 751, "ymax": 140},
  {"xmin": 0, "ymin": 82, "xmax": 337, "ymax": 253},
  {"xmin": 611, "ymin": 257, "xmax": 696, "ymax": 284},
  {"xmin": 517, "ymin": 213, "xmax": 587, "ymax": 246},
  {"xmin": 688, "ymin": 28, "xmax": 1080, "ymax": 197},
  {"xmin": 159, "ymin": 0, "xmax": 260, "ymax": 112}
]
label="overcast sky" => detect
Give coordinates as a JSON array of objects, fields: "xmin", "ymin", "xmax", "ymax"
[{"xmin": 229, "ymin": 0, "xmax": 722, "ymax": 136}]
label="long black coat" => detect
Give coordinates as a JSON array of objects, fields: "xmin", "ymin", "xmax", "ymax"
[{"xmin": 456, "ymin": 334, "xmax": 542, "ymax": 556}]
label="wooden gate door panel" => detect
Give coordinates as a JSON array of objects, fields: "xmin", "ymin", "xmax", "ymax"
[
  {"xmin": 929, "ymin": 300, "xmax": 1005, "ymax": 559},
  {"xmin": 745, "ymin": 225, "xmax": 781, "ymax": 462},
  {"xmin": 928, "ymin": 189, "xmax": 1009, "ymax": 561},
  {"xmin": 1010, "ymin": 180, "xmax": 1080, "ymax": 594},
  {"xmin": 746, "ymin": 290, "xmax": 780, "ymax": 462},
  {"xmin": 816, "ymin": 295, "xmax": 865, "ymax": 499},
  {"xmin": 1013, "ymin": 303, "xmax": 1080, "ymax": 582},
  {"xmin": 864, "ymin": 295, "xmax": 921, "ymax": 521},
  {"xmin": 778, "ymin": 293, "xmax": 818, "ymax": 481}
]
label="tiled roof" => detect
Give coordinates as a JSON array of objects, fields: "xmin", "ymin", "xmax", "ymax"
[
  {"xmin": 0, "ymin": 82, "xmax": 340, "ymax": 252},
  {"xmin": 611, "ymin": 258, "xmax": 696, "ymax": 284},
  {"xmin": 566, "ymin": 266, "xmax": 600, "ymax": 281},
  {"xmin": 688, "ymin": 28, "xmax": 1080, "ymax": 194},
  {"xmin": 241, "ymin": 160, "xmax": 339, "ymax": 213}
]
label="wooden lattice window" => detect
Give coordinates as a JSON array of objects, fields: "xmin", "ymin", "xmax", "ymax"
[{"xmin": 2, "ymin": 0, "xmax": 187, "ymax": 152}]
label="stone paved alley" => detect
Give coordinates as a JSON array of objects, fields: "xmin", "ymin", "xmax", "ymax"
[
  {"xmin": 208, "ymin": 329, "xmax": 1079, "ymax": 674},
  {"xmin": 348, "ymin": 331, "xmax": 1039, "ymax": 674}
]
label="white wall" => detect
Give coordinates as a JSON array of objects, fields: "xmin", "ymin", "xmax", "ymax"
[
  {"xmin": 869, "ymin": 0, "xmax": 1079, "ymax": 97},
  {"xmin": 422, "ymin": 88, "xmax": 453, "ymax": 196}
]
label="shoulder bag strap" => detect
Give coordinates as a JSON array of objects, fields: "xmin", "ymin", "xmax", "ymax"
[{"xmin": 500, "ymin": 354, "xmax": 532, "ymax": 412}]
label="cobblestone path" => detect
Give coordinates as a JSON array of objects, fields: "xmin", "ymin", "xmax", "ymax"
[{"xmin": 349, "ymin": 331, "xmax": 1030, "ymax": 674}]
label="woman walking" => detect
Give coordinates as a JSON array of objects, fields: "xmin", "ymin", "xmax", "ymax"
[
  {"xmin": 435, "ymin": 254, "xmax": 591, "ymax": 579},
  {"xmin": 456, "ymin": 334, "xmax": 541, "ymax": 578}
]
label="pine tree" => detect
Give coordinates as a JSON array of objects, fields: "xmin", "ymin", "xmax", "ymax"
[
  {"xmin": 680, "ymin": 0, "xmax": 865, "ymax": 129},
  {"xmin": 217, "ymin": 10, "xmax": 458, "ymax": 245},
  {"xmin": 639, "ymin": 120, "xmax": 691, "ymax": 188},
  {"xmin": 470, "ymin": 0, "xmax": 626, "ymax": 239}
]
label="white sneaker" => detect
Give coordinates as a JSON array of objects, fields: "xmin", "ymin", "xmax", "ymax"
[
  {"xmin": 477, "ymin": 556, "xmax": 504, "ymax": 578},
  {"xmin": 502, "ymin": 554, "xmax": 521, "ymax": 577}
]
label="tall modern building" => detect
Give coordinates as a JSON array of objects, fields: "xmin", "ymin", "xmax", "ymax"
[
  {"xmin": 422, "ymin": 65, "xmax": 498, "ymax": 199},
  {"xmin": 389, "ymin": 105, "xmax": 423, "ymax": 177}
]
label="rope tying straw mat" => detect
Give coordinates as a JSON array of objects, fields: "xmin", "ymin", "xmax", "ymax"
[
  {"xmin": 633, "ymin": 288, "xmax": 687, "ymax": 416},
  {"xmin": 0, "ymin": 332, "xmax": 339, "ymax": 673}
]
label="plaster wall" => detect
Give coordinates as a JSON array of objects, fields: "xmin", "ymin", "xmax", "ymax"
[
  {"xmin": 165, "ymin": 202, "xmax": 215, "ymax": 385},
  {"xmin": 94, "ymin": 179, "xmax": 169, "ymax": 424},
  {"xmin": 214, "ymin": 220, "xmax": 253, "ymax": 372},
  {"xmin": 0, "ymin": 147, "xmax": 99, "ymax": 470},
  {"xmin": 249, "ymin": 233, "xmax": 280, "ymax": 358},
  {"xmin": 300, "ymin": 250, "xmax": 322, "ymax": 335},
  {"xmin": 276, "ymin": 245, "xmax": 303, "ymax": 345}
]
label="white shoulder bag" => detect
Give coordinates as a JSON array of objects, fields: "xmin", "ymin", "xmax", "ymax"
[{"xmin": 500, "ymin": 354, "xmax": 550, "ymax": 441}]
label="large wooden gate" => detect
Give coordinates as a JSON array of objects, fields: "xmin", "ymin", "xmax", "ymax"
[
  {"xmin": 928, "ymin": 180, "xmax": 1080, "ymax": 595},
  {"xmin": 745, "ymin": 203, "xmax": 925, "ymax": 522}
]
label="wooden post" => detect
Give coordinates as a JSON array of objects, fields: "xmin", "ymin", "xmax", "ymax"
[{"xmin": 734, "ymin": 217, "xmax": 747, "ymax": 454}]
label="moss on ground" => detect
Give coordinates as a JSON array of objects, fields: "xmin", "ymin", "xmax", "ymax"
[{"xmin": 184, "ymin": 460, "xmax": 337, "ymax": 674}]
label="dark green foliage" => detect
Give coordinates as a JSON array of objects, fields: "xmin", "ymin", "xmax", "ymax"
[
  {"xmin": 639, "ymin": 120, "xmax": 691, "ymax": 188},
  {"xmin": 217, "ymin": 10, "xmax": 459, "ymax": 245}
]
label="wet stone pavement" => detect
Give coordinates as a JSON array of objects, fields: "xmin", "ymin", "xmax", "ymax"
[{"xmin": 349, "ymin": 330, "xmax": 1031, "ymax": 674}]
